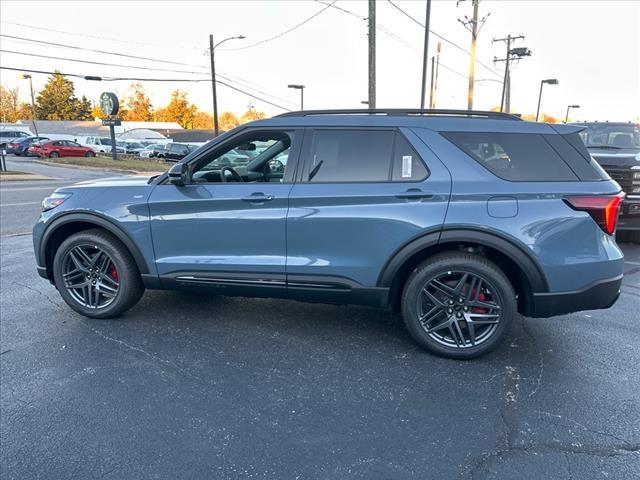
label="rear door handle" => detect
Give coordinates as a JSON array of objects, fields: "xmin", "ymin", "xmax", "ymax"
[
  {"xmin": 395, "ymin": 189, "xmax": 434, "ymax": 200},
  {"xmin": 241, "ymin": 193, "xmax": 274, "ymax": 203}
]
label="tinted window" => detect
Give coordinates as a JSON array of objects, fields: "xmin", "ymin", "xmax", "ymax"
[
  {"xmin": 305, "ymin": 130, "xmax": 394, "ymax": 182},
  {"xmin": 391, "ymin": 133, "xmax": 429, "ymax": 181},
  {"xmin": 543, "ymin": 134, "xmax": 607, "ymax": 181},
  {"xmin": 442, "ymin": 132, "xmax": 579, "ymax": 181},
  {"xmin": 68, "ymin": 141, "xmax": 81, "ymax": 147}
]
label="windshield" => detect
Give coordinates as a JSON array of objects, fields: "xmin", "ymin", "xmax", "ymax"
[{"xmin": 578, "ymin": 124, "xmax": 640, "ymax": 148}]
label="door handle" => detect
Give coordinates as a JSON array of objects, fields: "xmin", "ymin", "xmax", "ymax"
[
  {"xmin": 395, "ymin": 189, "xmax": 434, "ymax": 200},
  {"xmin": 241, "ymin": 193, "xmax": 274, "ymax": 203}
]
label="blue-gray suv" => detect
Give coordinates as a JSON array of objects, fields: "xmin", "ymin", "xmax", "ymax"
[{"xmin": 33, "ymin": 109, "xmax": 625, "ymax": 359}]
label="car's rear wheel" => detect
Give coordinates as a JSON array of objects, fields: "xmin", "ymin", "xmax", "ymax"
[
  {"xmin": 49, "ymin": 151, "xmax": 59, "ymax": 158},
  {"xmin": 401, "ymin": 252, "xmax": 516, "ymax": 359},
  {"xmin": 84, "ymin": 151, "xmax": 96, "ymax": 157},
  {"xmin": 52, "ymin": 229, "xmax": 144, "ymax": 319}
]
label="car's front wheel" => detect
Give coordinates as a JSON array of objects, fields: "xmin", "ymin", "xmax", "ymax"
[
  {"xmin": 52, "ymin": 229, "xmax": 144, "ymax": 318},
  {"xmin": 401, "ymin": 252, "xmax": 516, "ymax": 359}
]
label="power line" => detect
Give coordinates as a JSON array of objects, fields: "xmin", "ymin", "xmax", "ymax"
[
  {"xmin": 0, "ymin": 21, "xmax": 194, "ymax": 50},
  {"xmin": 222, "ymin": 1, "xmax": 337, "ymax": 51},
  {"xmin": 0, "ymin": 66, "xmax": 292, "ymax": 111},
  {"xmin": 0, "ymin": 49, "xmax": 210, "ymax": 75},
  {"xmin": 0, "ymin": 48, "xmax": 297, "ymax": 106},
  {"xmin": 0, "ymin": 34, "xmax": 207, "ymax": 68},
  {"xmin": 386, "ymin": 0, "xmax": 500, "ymax": 77}
]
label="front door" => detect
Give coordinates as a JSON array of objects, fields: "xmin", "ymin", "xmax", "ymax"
[{"xmin": 147, "ymin": 128, "xmax": 301, "ymax": 292}]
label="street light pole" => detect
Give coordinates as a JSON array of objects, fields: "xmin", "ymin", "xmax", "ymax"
[
  {"xmin": 287, "ymin": 85, "xmax": 305, "ymax": 110},
  {"xmin": 20, "ymin": 74, "xmax": 39, "ymax": 136},
  {"xmin": 536, "ymin": 78, "xmax": 559, "ymax": 122},
  {"xmin": 419, "ymin": 0, "xmax": 431, "ymax": 109},
  {"xmin": 565, "ymin": 104, "xmax": 580, "ymax": 123},
  {"xmin": 209, "ymin": 34, "xmax": 245, "ymax": 137}
]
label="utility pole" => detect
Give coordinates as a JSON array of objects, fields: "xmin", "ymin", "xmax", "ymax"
[
  {"xmin": 420, "ymin": 0, "xmax": 432, "ymax": 109},
  {"xmin": 493, "ymin": 34, "xmax": 528, "ymax": 112},
  {"xmin": 20, "ymin": 74, "xmax": 39, "ymax": 136},
  {"xmin": 208, "ymin": 34, "xmax": 245, "ymax": 136},
  {"xmin": 429, "ymin": 56, "xmax": 435, "ymax": 109},
  {"xmin": 209, "ymin": 35, "xmax": 219, "ymax": 136},
  {"xmin": 433, "ymin": 42, "xmax": 441, "ymax": 108},
  {"xmin": 459, "ymin": 0, "xmax": 489, "ymax": 110},
  {"xmin": 368, "ymin": 0, "xmax": 376, "ymax": 109}
]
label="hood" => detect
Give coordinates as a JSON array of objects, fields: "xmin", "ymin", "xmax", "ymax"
[{"xmin": 66, "ymin": 175, "xmax": 154, "ymax": 188}]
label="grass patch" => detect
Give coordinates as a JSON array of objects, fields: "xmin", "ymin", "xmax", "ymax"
[
  {"xmin": 0, "ymin": 170, "xmax": 28, "ymax": 175},
  {"xmin": 43, "ymin": 156, "xmax": 168, "ymax": 173}
]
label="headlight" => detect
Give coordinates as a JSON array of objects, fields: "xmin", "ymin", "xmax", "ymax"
[{"xmin": 42, "ymin": 192, "xmax": 72, "ymax": 211}]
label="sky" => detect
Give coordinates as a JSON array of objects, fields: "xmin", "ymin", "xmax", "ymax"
[{"xmin": 0, "ymin": 0, "xmax": 638, "ymax": 122}]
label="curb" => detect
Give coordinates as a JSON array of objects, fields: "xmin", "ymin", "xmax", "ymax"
[{"xmin": 33, "ymin": 160, "xmax": 162, "ymax": 175}]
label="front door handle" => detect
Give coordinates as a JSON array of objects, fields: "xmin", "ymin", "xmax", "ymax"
[
  {"xmin": 395, "ymin": 189, "xmax": 434, "ymax": 200},
  {"xmin": 241, "ymin": 193, "xmax": 274, "ymax": 203}
]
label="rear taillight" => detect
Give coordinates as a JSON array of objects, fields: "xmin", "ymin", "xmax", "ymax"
[{"xmin": 564, "ymin": 193, "xmax": 625, "ymax": 235}]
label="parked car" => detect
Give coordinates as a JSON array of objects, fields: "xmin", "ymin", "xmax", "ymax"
[
  {"xmin": 37, "ymin": 140, "xmax": 96, "ymax": 158},
  {"xmin": 157, "ymin": 142, "xmax": 197, "ymax": 162},
  {"xmin": 7, "ymin": 136, "xmax": 50, "ymax": 156},
  {"xmin": 571, "ymin": 122, "xmax": 640, "ymax": 242},
  {"xmin": 33, "ymin": 109, "xmax": 625, "ymax": 359},
  {"xmin": 0, "ymin": 130, "xmax": 31, "ymax": 149},
  {"xmin": 138, "ymin": 144, "xmax": 167, "ymax": 159},
  {"xmin": 78, "ymin": 136, "xmax": 125, "ymax": 154}
]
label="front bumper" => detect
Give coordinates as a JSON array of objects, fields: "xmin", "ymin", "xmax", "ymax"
[{"xmin": 531, "ymin": 274, "xmax": 622, "ymax": 318}]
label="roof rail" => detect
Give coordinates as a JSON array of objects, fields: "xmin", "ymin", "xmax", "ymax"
[{"xmin": 275, "ymin": 108, "xmax": 522, "ymax": 121}]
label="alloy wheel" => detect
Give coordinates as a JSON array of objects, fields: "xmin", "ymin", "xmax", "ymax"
[
  {"xmin": 417, "ymin": 271, "xmax": 502, "ymax": 349},
  {"xmin": 62, "ymin": 245, "xmax": 120, "ymax": 309}
]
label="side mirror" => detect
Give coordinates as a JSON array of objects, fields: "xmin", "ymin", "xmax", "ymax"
[{"xmin": 167, "ymin": 162, "xmax": 188, "ymax": 186}]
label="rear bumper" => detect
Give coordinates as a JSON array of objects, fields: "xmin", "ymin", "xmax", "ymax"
[{"xmin": 531, "ymin": 274, "xmax": 622, "ymax": 318}]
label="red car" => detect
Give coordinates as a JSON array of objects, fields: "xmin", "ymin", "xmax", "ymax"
[{"xmin": 36, "ymin": 140, "xmax": 96, "ymax": 158}]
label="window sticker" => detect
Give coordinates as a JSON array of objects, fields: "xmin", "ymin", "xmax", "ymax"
[{"xmin": 402, "ymin": 155, "xmax": 412, "ymax": 178}]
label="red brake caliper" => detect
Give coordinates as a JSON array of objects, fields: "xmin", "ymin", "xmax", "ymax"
[
  {"xmin": 109, "ymin": 263, "xmax": 119, "ymax": 282},
  {"xmin": 471, "ymin": 291, "xmax": 487, "ymax": 314}
]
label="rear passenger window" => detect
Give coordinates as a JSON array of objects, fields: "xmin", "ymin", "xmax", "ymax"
[
  {"xmin": 543, "ymin": 134, "xmax": 607, "ymax": 181},
  {"xmin": 305, "ymin": 130, "xmax": 394, "ymax": 182},
  {"xmin": 392, "ymin": 133, "xmax": 429, "ymax": 181},
  {"xmin": 442, "ymin": 132, "xmax": 579, "ymax": 181}
]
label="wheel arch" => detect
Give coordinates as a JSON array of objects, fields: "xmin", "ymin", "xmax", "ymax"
[
  {"xmin": 40, "ymin": 213, "xmax": 150, "ymax": 281},
  {"xmin": 379, "ymin": 227, "xmax": 548, "ymax": 316}
]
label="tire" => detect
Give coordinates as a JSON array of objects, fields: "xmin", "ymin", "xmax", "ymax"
[
  {"xmin": 49, "ymin": 151, "xmax": 59, "ymax": 158},
  {"xmin": 401, "ymin": 252, "xmax": 516, "ymax": 359},
  {"xmin": 84, "ymin": 151, "xmax": 96, "ymax": 157},
  {"xmin": 52, "ymin": 229, "xmax": 144, "ymax": 319}
]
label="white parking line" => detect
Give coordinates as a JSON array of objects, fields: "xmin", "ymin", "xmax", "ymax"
[
  {"xmin": 0, "ymin": 201, "xmax": 41, "ymax": 207},
  {"xmin": 625, "ymin": 260, "xmax": 640, "ymax": 266}
]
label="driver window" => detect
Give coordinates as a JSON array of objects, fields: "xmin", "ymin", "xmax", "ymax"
[{"xmin": 192, "ymin": 131, "xmax": 294, "ymax": 183}]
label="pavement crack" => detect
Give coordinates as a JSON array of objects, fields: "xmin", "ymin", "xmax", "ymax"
[
  {"xmin": 82, "ymin": 322, "xmax": 204, "ymax": 383},
  {"xmin": 4, "ymin": 279, "xmax": 64, "ymax": 311},
  {"xmin": 536, "ymin": 410, "xmax": 635, "ymax": 449}
]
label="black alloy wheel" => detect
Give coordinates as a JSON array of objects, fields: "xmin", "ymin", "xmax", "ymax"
[{"xmin": 401, "ymin": 252, "xmax": 516, "ymax": 359}]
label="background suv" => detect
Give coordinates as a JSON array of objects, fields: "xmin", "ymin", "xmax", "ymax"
[
  {"xmin": 572, "ymin": 121, "xmax": 640, "ymax": 242},
  {"xmin": 33, "ymin": 109, "xmax": 624, "ymax": 359}
]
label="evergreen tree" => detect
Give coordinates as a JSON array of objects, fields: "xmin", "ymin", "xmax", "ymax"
[{"xmin": 35, "ymin": 71, "xmax": 82, "ymax": 120}]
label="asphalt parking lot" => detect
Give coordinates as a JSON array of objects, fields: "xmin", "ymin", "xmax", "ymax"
[{"xmin": 1, "ymin": 156, "xmax": 639, "ymax": 479}]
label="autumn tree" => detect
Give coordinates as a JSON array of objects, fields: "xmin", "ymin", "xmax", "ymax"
[
  {"xmin": 123, "ymin": 82, "xmax": 153, "ymax": 121},
  {"xmin": 240, "ymin": 107, "xmax": 267, "ymax": 124},
  {"xmin": 34, "ymin": 71, "xmax": 90, "ymax": 120},
  {"xmin": 153, "ymin": 90, "xmax": 197, "ymax": 128},
  {"xmin": 0, "ymin": 85, "xmax": 32, "ymax": 122},
  {"xmin": 91, "ymin": 104, "xmax": 107, "ymax": 119},
  {"xmin": 192, "ymin": 111, "xmax": 213, "ymax": 129},
  {"xmin": 219, "ymin": 111, "xmax": 239, "ymax": 131}
]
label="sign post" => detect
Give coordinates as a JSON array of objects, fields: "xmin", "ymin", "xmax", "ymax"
[{"xmin": 99, "ymin": 92, "xmax": 120, "ymax": 160}]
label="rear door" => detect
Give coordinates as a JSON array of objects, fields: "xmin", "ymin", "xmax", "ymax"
[{"xmin": 286, "ymin": 127, "xmax": 451, "ymax": 292}]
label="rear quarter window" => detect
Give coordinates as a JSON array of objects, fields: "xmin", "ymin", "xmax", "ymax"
[{"xmin": 442, "ymin": 132, "xmax": 579, "ymax": 181}]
